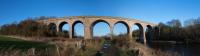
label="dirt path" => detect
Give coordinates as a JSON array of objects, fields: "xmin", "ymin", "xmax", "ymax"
[{"xmin": 101, "ymin": 45, "xmax": 120, "ymax": 56}]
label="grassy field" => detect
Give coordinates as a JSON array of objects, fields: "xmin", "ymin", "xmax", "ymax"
[
  {"xmin": 0, "ymin": 35, "xmax": 54, "ymax": 50},
  {"xmin": 0, "ymin": 35, "xmax": 58, "ymax": 56}
]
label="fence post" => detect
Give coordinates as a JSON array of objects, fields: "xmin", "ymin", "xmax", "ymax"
[
  {"xmin": 32, "ymin": 48, "xmax": 35, "ymax": 56},
  {"xmin": 56, "ymin": 45, "xmax": 61, "ymax": 56}
]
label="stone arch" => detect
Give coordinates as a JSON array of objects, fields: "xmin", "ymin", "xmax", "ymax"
[
  {"xmin": 48, "ymin": 23, "xmax": 57, "ymax": 32},
  {"xmin": 152, "ymin": 26, "xmax": 159, "ymax": 40},
  {"xmin": 91, "ymin": 19, "xmax": 111, "ymax": 38},
  {"xmin": 147, "ymin": 25, "xmax": 152, "ymax": 28},
  {"xmin": 113, "ymin": 21, "xmax": 130, "ymax": 36},
  {"xmin": 58, "ymin": 21, "xmax": 70, "ymax": 38},
  {"xmin": 59, "ymin": 21, "xmax": 69, "ymax": 32},
  {"xmin": 72, "ymin": 20, "xmax": 84, "ymax": 38},
  {"xmin": 132, "ymin": 23, "xmax": 144, "ymax": 42},
  {"xmin": 48, "ymin": 23, "xmax": 57, "ymax": 37},
  {"xmin": 146, "ymin": 25, "xmax": 153, "ymax": 42}
]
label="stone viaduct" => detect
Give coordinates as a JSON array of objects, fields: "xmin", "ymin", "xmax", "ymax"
[{"xmin": 38, "ymin": 16, "xmax": 157, "ymax": 43}]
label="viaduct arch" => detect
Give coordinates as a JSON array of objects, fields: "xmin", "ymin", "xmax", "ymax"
[
  {"xmin": 72, "ymin": 20, "xmax": 84, "ymax": 38},
  {"xmin": 38, "ymin": 16, "xmax": 157, "ymax": 44}
]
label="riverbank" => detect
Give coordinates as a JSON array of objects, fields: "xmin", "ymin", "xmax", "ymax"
[{"xmin": 151, "ymin": 40, "xmax": 200, "ymax": 45}]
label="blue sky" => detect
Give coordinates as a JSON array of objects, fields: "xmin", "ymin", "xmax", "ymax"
[{"xmin": 1, "ymin": 0, "xmax": 200, "ymax": 36}]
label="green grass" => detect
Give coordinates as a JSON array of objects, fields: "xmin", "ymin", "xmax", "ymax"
[
  {"xmin": 0, "ymin": 35, "xmax": 54, "ymax": 50},
  {"xmin": 0, "ymin": 35, "xmax": 23, "ymax": 41}
]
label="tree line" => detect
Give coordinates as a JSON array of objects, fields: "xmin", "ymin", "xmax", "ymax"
[
  {"xmin": 151, "ymin": 17, "xmax": 200, "ymax": 44},
  {"xmin": 0, "ymin": 16, "xmax": 69, "ymax": 38},
  {"xmin": 0, "ymin": 16, "xmax": 200, "ymax": 43}
]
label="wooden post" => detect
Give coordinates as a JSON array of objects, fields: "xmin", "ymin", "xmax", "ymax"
[{"xmin": 56, "ymin": 45, "xmax": 61, "ymax": 56}]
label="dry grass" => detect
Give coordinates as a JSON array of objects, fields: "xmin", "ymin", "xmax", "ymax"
[{"xmin": 0, "ymin": 35, "xmax": 181, "ymax": 56}]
